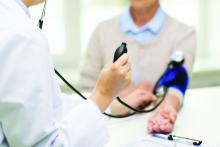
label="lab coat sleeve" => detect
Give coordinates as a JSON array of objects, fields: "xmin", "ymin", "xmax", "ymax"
[
  {"xmin": 58, "ymin": 98, "xmax": 109, "ymax": 147},
  {"xmin": 60, "ymin": 93, "xmax": 84, "ymax": 108},
  {"xmin": 0, "ymin": 30, "xmax": 110, "ymax": 147},
  {"xmin": 0, "ymin": 32, "xmax": 57, "ymax": 147}
]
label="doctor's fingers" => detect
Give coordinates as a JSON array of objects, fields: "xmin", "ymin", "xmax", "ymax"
[
  {"xmin": 111, "ymin": 60, "xmax": 130, "ymax": 75},
  {"xmin": 125, "ymin": 70, "xmax": 132, "ymax": 85},
  {"xmin": 115, "ymin": 54, "xmax": 129, "ymax": 66},
  {"xmin": 121, "ymin": 61, "xmax": 131, "ymax": 73},
  {"xmin": 113, "ymin": 62, "xmax": 131, "ymax": 80}
]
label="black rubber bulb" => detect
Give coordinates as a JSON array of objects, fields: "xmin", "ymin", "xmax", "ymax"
[{"xmin": 113, "ymin": 42, "xmax": 128, "ymax": 62}]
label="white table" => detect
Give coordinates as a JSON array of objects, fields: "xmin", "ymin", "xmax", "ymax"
[{"xmin": 105, "ymin": 86, "xmax": 220, "ymax": 147}]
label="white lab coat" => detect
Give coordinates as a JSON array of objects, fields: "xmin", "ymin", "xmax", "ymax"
[{"xmin": 0, "ymin": 0, "xmax": 108, "ymax": 146}]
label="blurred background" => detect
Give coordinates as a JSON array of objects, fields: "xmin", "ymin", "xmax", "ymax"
[{"xmin": 30, "ymin": 0, "xmax": 220, "ymax": 92}]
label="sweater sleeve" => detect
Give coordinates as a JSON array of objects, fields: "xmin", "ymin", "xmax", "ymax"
[
  {"xmin": 173, "ymin": 27, "xmax": 197, "ymax": 76},
  {"xmin": 78, "ymin": 25, "xmax": 104, "ymax": 91},
  {"xmin": 168, "ymin": 25, "xmax": 197, "ymax": 105}
]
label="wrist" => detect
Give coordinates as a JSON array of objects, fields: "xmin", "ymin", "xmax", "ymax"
[
  {"xmin": 90, "ymin": 88, "xmax": 113, "ymax": 112},
  {"xmin": 111, "ymin": 99, "xmax": 130, "ymax": 115},
  {"xmin": 157, "ymin": 94, "xmax": 180, "ymax": 112}
]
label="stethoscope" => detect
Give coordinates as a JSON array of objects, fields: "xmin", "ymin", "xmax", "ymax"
[{"xmin": 38, "ymin": 1, "xmax": 168, "ymax": 118}]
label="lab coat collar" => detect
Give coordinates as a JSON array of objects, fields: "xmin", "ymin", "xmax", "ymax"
[{"xmin": 15, "ymin": 0, "xmax": 31, "ymax": 18}]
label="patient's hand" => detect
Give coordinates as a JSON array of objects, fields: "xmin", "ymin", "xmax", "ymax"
[
  {"xmin": 118, "ymin": 82, "xmax": 153, "ymax": 98},
  {"xmin": 147, "ymin": 105, "xmax": 177, "ymax": 134},
  {"xmin": 111, "ymin": 89, "xmax": 157, "ymax": 115}
]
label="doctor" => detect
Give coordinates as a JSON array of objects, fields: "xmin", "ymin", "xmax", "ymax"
[{"xmin": 0, "ymin": 0, "xmax": 131, "ymax": 146}]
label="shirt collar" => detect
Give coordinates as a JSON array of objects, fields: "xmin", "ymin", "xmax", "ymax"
[
  {"xmin": 120, "ymin": 7, "xmax": 165, "ymax": 35},
  {"xmin": 15, "ymin": 0, "xmax": 31, "ymax": 18}
]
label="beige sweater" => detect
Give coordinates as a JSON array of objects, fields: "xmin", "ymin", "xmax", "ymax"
[{"xmin": 79, "ymin": 14, "xmax": 197, "ymax": 97}]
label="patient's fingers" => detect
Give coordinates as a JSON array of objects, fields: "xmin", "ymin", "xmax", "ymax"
[
  {"xmin": 161, "ymin": 109, "xmax": 177, "ymax": 124},
  {"xmin": 163, "ymin": 123, "xmax": 173, "ymax": 133},
  {"xmin": 147, "ymin": 110, "xmax": 175, "ymax": 134}
]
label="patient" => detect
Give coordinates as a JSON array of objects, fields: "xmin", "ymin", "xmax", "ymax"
[{"xmin": 79, "ymin": 0, "xmax": 196, "ymax": 134}]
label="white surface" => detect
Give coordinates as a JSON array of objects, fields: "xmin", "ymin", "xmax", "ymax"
[{"xmin": 105, "ymin": 86, "xmax": 220, "ymax": 147}]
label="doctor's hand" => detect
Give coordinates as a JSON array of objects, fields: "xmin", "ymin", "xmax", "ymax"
[
  {"xmin": 147, "ymin": 105, "xmax": 177, "ymax": 134},
  {"xmin": 91, "ymin": 54, "xmax": 131, "ymax": 112},
  {"xmin": 111, "ymin": 89, "xmax": 157, "ymax": 115}
]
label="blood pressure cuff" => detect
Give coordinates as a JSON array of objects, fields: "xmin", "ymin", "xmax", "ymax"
[{"xmin": 157, "ymin": 66, "xmax": 189, "ymax": 96}]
